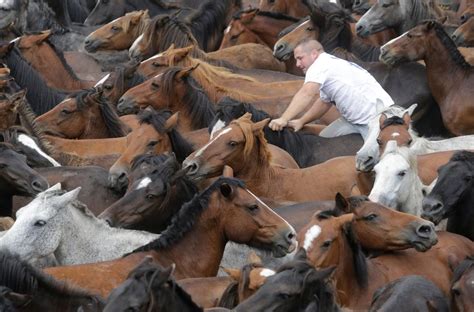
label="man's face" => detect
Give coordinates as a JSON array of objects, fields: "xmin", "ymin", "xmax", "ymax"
[{"xmin": 294, "ymin": 46, "xmax": 317, "ymax": 74}]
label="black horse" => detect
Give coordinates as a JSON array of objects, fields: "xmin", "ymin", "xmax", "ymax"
[{"xmin": 422, "ymin": 150, "xmax": 474, "ymax": 240}]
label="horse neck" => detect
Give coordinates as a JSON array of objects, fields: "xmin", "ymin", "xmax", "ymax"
[
  {"xmin": 416, "ymin": 134, "xmax": 474, "ymax": 154},
  {"xmin": 81, "ymin": 104, "xmax": 112, "ymax": 139},
  {"xmin": 446, "ymin": 184, "xmax": 474, "ymax": 235},
  {"xmin": 56, "ymin": 204, "xmax": 158, "ymax": 265},
  {"xmin": 351, "ymin": 36, "xmax": 380, "ymax": 62},
  {"xmin": 153, "ymin": 199, "xmax": 228, "ymax": 278},
  {"xmin": 423, "ymin": 32, "xmax": 467, "ymax": 104},
  {"xmin": 33, "ymin": 287, "xmax": 97, "ymax": 312},
  {"xmin": 246, "ymin": 16, "xmax": 295, "ymax": 47}
]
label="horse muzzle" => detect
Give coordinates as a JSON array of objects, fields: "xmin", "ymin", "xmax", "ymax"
[
  {"xmin": 407, "ymin": 221, "xmax": 437, "ymax": 252},
  {"xmin": 83, "ymin": 37, "xmax": 104, "ymax": 53},
  {"xmin": 421, "ymin": 197, "xmax": 445, "ymax": 225},
  {"xmin": 273, "ymin": 42, "xmax": 292, "ymax": 61}
]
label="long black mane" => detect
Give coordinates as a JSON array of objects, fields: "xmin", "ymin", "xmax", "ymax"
[
  {"xmin": 1, "ymin": 44, "xmax": 67, "ymax": 115},
  {"xmin": 130, "ymin": 177, "xmax": 245, "ymax": 253},
  {"xmin": 343, "ymin": 223, "xmax": 369, "ymax": 289},
  {"xmin": 162, "ymin": 67, "xmax": 216, "ymax": 129},
  {"xmin": 233, "ymin": 8, "xmax": 300, "ymax": 22},
  {"xmin": 138, "ymin": 108, "xmax": 195, "ymax": 162},
  {"xmin": 429, "ymin": 21, "xmax": 471, "ymax": 69},
  {"xmin": 75, "ymin": 88, "xmax": 127, "ymax": 137}
]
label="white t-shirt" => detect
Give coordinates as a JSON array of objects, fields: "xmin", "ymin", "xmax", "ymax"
[{"xmin": 305, "ymin": 52, "xmax": 394, "ymax": 125}]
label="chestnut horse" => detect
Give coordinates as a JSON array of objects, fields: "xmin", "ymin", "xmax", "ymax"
[
  {"xmin": 17, "ymin": 31, "xmax": 96, "ymax": 91},
  {"xmin": 44, "ymin": 177, "xmax": 297, "ymax": 298},
  {"xmin": 258, "ymin": 0, "xmax": 310, "ymax": 18},
  {"xmin": 451, "ymin": 256, "xmax": 474, "ymax": 311},
  {"xmin": 182, "ymin": 114, "xmax": 360, "ymax": 202},
  {"xmin": 380, "ymin": 20, "xmax": 474, "ymax": 135},
  {"xmin": 35, "ymin": 88, "xmax": 128, "ymax": 139},
  {"xmin": 300, "ymin": 195, "xmax": 474, "ymax": 310},
  {"xmin": 452, "ymin": 5, "xmax": 474, "ymax": 46}
]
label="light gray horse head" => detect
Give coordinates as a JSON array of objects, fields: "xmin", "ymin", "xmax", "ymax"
[
  {"xmin": 355, "ymin": 0, "xmax": 439, "ymax": 37},
  {"xmin": 0, "ymin": 184, "xmax": 81, "ymax": 262},
  {"xmin": 0, "ymin": 0, "xmax": 28, "ymax": 32},
  {"xmin": 355, "ymin": 103, "xmax": 417, "ymax": 172}
]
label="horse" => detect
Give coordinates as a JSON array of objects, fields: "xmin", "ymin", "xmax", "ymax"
[
  {"xmin": 451, "ymin": 256, "xmax": 474, "ymax": 311},
  {"xmin": 355, "ymin": 0, "xmax": 447, "ymax": 37},
  {"xmin": 380, "ymin": 20, "xmax": 474, "ymax": 135},
  {"xmin": 234, "ymin": 249, "xmax": 340, "ymax": 312},
  {"xmin": 103, "ymin": 257, "xmax": 203, "ymax": 312},
  {"xmin": 369, "ymin": 141, "xmax": 425, "ymax": 216},
  {"xmin": 0, "ymin": 142, "xmax": 48, "ymax": 217},
  {"xmin": 369, "ymin": 276, "xmax": 449, "ymax": 312},
  {"xmin": 258, "ymin": 0, "xmax": 310, "ymax": 18},
  {"xmin": 182, "ymin": 114, "xmax": 362, "ymax": 202},
  {"xmin": 100, "ymin": 63, "xmax": 146, "ymax": 106},
  {"xmin": 300, "ymin": 195, "xmax": 474, "ymax": 309},
  {"xmin": 84, "ymin": 10, "xmax": 151, "ymax": 53},
  {"xmin": 35, "ymin": 88, "xmax": 128, "ymax": 139},
  {"xmin": 0, "ymin": 0, "xmax": 28, "ymax": 35},
  {"xmin": 44, "ymin": 177, "xmax": 297, "ymax": 298},
  {"xmin": 118, "ymin": 64, "xmax": 302, "ymax": 121},
  {"xmin": 452, "ymin": 5, "xmax": 474, "ymax": 46},
  {"xmin": 84, "ymin": 0, "xmax": 189, "ymax": 26},
  {"xmin": 422, "ymin": 151, "xmax": 474, "ymax": 240},
  {"xmin": 0, "ymin": 252, "xmax": 105, "ymax": 311},
  {"xmin": 100, "ymin": 154, "xmax": 198, "ymax": 233},
  {"xmin": 16, "ymin": 31, "xmax": 96, "ymax": 91},
  {"xmin": 0, "ymin": 184, "xmax": 160, "ymax": 266},
  {"xmin": 209, "ymin": 97, "xmax": 363, "ymax": 167}
]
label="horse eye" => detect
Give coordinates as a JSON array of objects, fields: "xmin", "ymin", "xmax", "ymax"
[
  {"xmin": 406, "ymin": 33, "xmax": 413, "ymax": 39},
  {"xmin": 230, "ymin": 34, "xmax": 239, "ymax": 40},
  {"xmin": 146, "ymin": 194, "xmax": 157, "ymax": 200},
  {"xmin": 34, "ymin": 220, "xmax": 46, "ymax": 227},
  {"xmin": 151, "ymin": 82, "xmax": 160, "ymax": 89},
  {"xmin": 152, "ymin": 62, "xmax": 162, "ymax": 67},
  {"xmin": 103, "ymin": 84, "xmax": 113, "ymax": 90},
  {"xmin": 376, "ymin": 138, "xmax": 383, "ymax": 146},
  {"xmin": 465, "ymin": 175, "xmax": 472, "ymax": 182},
  {"xmin": 398, "ymin": 171, "xmax": 406, "ymax": 177},
  {"xmin": 381, "ymin": 2, "xmax": 392, "ymax": 7},
  {"xmin": 452, "ymin": 288, "xmax": 461, "ymax": 296},
  {"xmin": 228, "ymin": 141, "xmax": 238, "ymax": 147},
  {"xmin": 306, "ymin": 27, "xmax": 314, "ymax": 31},
  {"xmin": 147, "ymin": 140, "xmax": 159, "ymax": 147},
  {"xmin": 278, "ymin": 293, "xmax": 291, "ymax": 299},
  {"xmin": 247, "ymin": 204, "xmax": 259, "ymax": 213},
  {"xmin": 321, "ymin": 240, "xmax": 332, "ymax": 248},
  {"xmin": 111, "ymin": 25, "xmax": 120, "ymax": 31},
  {"xmin": 364, "ymin": 214, "xmax": 377, "ymax": 221},
  {"xmin": 0, "ymin": 163, "xmax": 6, "ymax": 169},
  {"xmin": 61, "ymin": 109, "xmax": 72, "ymax": 115}
]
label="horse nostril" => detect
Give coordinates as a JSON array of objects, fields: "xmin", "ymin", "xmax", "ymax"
[
  {"xmin": 31, "ymin": 179, "xmax": 46, "ymax": 192},
  {"xmin": 275, "ymin": 44, "xmax": 284, "ymax": 52},
  {"xmin": 186, "ymin": 162, "xmax": 198, "ymax": 175},
  {"xmin": 84, "ymin": 39, "xmax": 90, "ymax": 45},
  {"xmin": 356, "ymin": 25, "xmax": 363, "ymax": 32},
  {"xmin": 118, "ymin": 172, "xmax": 127, "ymax": 183},
  {"xmin": 105, "ymin": 218, "xmax": 113, "ymax": 226},
  {"xmin": 416, "ymin": 224, "xmax": 433, "ymax": 237},
  {"xmin": 286, "ymin": 231, "xmax": 296, "ymax": 241},
  {"xmin": 452, "ymin": 34, "xmax": 457, "ymax": 41}
]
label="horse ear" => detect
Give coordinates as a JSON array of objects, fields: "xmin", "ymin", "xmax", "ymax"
[
  {"xmin": 222, "ymin": 267, "xmax": 241, "ymax": 280},
  {"xmin": 220, "ymin": 182, "xmax": 234, "ymax": 199},
  {"xmin": 402, "ymin": 112, "xmax": 411, "ymax": 128},
  {"xmin": 247, "ymin": 250, "xmax": 262, "ymax": 264},
  {"xmin": 241, "ymin": 9, "xmax": 259, "ymax": 23},
  {"xmin": 174, "ymin": 64, "xmax": 199, "ymax": 81},
  {"xmin": 164, "ymin": 263, "xmax": 176, "ymax": 279},
  {"xmin": 222, "ymin": 165, "xmax": 234, "ymax": 177},
  {"xmin": 437, "ymin": 16, "xmax": 448, "ymax": 25},
  {"xmin": 36, "ymin": 30, "xmax": 52, "ymax": 43},
  {"xmin": 378, "ymin": 113, "xmax": 387, "ymax": 128},
  {"xmin": 172, "ymin": 46, "xmax": 193, "ymax": 63},
  {"xmin": 251, "ymin": 118, "xmax": 270, "ymax": 133},
  {"xmin": 164, "ymin": 112, "xmax": 179, "ymax": 131},
  {"xmin": 165, "ymin": 43, "xmax": 175, "ymax": 53},
  {"xmin": 59, "ymin": 187, "xmax": 81, "ymax": 203},
  {"xmin": 405, "ymin": 103, "xmax": 417, "ymax": 117},
  {"xmin": 426, "ymin": 20, "xmax": 436, "ymax": 30},
  {"xmin": 130, "ymin": 11, "xmax": 144, "ymax": 25},
  {"xmin": 335, "ymin": 192, "xmax": 351, "ymax": 213},
  {"xmin": 4, "ymin": 291, "xmax": 32, "ymax": 306},
  {"xmin": 45, "ymin": 183, "xmax": 62, "ymax": 192}
]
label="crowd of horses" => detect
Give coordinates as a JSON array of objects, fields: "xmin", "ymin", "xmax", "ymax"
[{"xmin": 0, "ymin": 0, "xmax": 474, "ymax": 310}]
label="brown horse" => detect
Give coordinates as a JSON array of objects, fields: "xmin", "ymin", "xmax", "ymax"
[
  {"xmin": 451, "ymin": 256, "xmax": 474, "ymax": 311},
  {"xmin": 182, "ymin": 114, "xmax": 360, "ymax": 202},
  {"xmin": 44, "ymin": 177, "xmax": 297, "ymax": 298},
  {"xmin": 452, "ymin": 5, "xmax": 474, "ymax": 46},
  {"xmin": 380, "ymin": 20, "xmax": 474, "ymax": 135},
  {"xmin": 84, "ymin": 10, "xmax": 151, "ymax": 53},
  {"xmin": 259, "ymin": 0, "xmax": 310, "ymax": 18},
  {"xmin": 0, "ymin": 90, "xmax": 23, "ymax": 131},
  {"xmin": 16, "ymin": 31, "xmax": 96, "ymax": 91},
  {"xmin": 299, "ymin": 195, "xmax": 474, "ymax": 310},
  {"xmin": 119, "ymin": 63, "xmax": 305, "ymax": 121},
  {"xmin": 35, "ymin": 88, "xmax": 128, "ymax": 139}
]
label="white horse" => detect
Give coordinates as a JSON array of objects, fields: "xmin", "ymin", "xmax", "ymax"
[
  {"xmin": 0, "ymin": 184, "xmax": 159, "ymax": 266},
  {"xmin": 369, "ymin": 141, "xmax": 426, "ymax": 216},
  {"xmin": 356, "ymin": 103, "xmax": 474, "ymax": 172}
]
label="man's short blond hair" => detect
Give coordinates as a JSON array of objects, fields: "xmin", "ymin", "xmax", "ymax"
[{"xmin": 296, "ymin": 39, "xmax": 324, "ymax": 54}]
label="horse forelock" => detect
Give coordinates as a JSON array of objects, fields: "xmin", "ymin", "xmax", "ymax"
[
  {"xmin": 234, "ymin": 118, "xmax": 271, "ymax": 165},
  {"xmin": 381, "ymin": 116, "xmax": 405, "ymax": 129}
]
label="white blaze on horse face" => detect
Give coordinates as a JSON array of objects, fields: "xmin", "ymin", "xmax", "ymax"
[
  {"xmin": 9, "ymin": 37, "xmax": 20, "ymax": 44},
  {"xmin": 195, "ymin": 128, "xmax": 232, "ymax": 157},
  {"xmin": 303, "ymin": 225, "xmax": 321, "ymax": 251},
  {"xmin": 135, "ymin": 177, "xmax": 152, "ymax": 190},
  {"xmin": 210, "ymin": 119, "xmax": 226, "ymax": 139},
  {"xmin": 391, "ymin": 132, "xmax": 400, "ymax": 138},
  {"xmin": 94, "ymin": 73, "xmax": 110, "ymax": 87},
  {"xmin": 381, "ymin": 30, "xmax": 409, "ymax": 50},
  {"xmin": 17, "ymin": 134, "xmax": 61, "ymax": 167},
  {"xmin": 144, "ymin": 51, "xmax": 165, "ymax": 62},
  {"xmin": 130, "ymin": 34, "xmax": 144, "ymax": 54},
  {"xmin": 224, "ymin": 25, "xmax": 231, "ymax": 34},
  {"xmin": 260, "ymin": 268, "xmax": 276, "ymax": 277}
]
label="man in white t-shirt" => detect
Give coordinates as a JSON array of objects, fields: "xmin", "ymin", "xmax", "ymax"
[{"xmin": 269, "ymin": 39, "xmax": 394, "ymax": 140}]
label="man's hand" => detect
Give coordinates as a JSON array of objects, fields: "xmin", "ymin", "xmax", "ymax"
[
  {"xmin": 269, "ymin": 118, "xmax": 288, "ymax": 131},
  {"xmin": 288, "ymin": 119, "xmax": 305, "ymax": 132}
]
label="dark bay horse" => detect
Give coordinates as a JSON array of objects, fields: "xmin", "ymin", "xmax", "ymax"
[
  {"xmin": 104, "ymin": 257, "xmax": 202, "ymax": 312},
  {"xmin": 35, "ymin": 88, "xmax": 128, "ymax": 139},
  {"xmin": 100, "ymin": 64, "xmax": 146, "ymax": 106},
  {"xmin": 209, "ymin": 97, "xmax": 362, "ymax": 167},
  {"xmin": 258, "ymin": 0, "xmax": 310, "ymax": 18},
  {"xmin": 300, "ymin": 195, "xmax": 473, "ymax": 309},
  {"xmin": 422, "ymin": 151, "xmax": 474, "ymax": 240},
  {"xmin": 380, "ymin": 20, "xmax": 474, "ymax": 135},
  {"xmin": 44, "ymin": 177, "xmax": 297, "ymax": 298},
  {"xmin": 451, "ymin": 256, "xmax": 474, "ymax": 311},
  {"xmin": 452, "ymin": 5, "xmax": 474, "ymax": 46},
  {"xmin": 0, "ymin": 252, "xmax": 105, "ymax": 311}
]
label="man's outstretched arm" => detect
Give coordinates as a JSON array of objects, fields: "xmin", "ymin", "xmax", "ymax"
[{"xmin": 288, "ymin": 98, "xmax": 332, "ymax": 132}]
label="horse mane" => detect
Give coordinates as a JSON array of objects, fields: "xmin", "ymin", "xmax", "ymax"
[
  {"xmin": 380, "ymin": 116, "xmax": 406, "ymax": 130},
  {"xmin": 185, "ymin": 0, "xmax": 233, "ymax": 50},
  {"xmin": 342, "ymin": 223, "xmax": 368, "ymax": 289},
  {"xmin": 130, "ymin": 177, "xmax": 246, "ymax": 253},
  {"xmin": 238, "ymin": 262, "xmax": 263, "ymax": 298},
  {"xmin": 428, "ymin": 21, "xmax": 471, "ymax": 69},
  {"xmin": 0, "ymin": 142, "xmax": 16, "ymax": 153},
  {"xmin": 75, "ymin": 88, "xmax": 127, "ymax": 138},
  {"xmin": 231, "ymin": 115, "xmax": 272, "ymax": 168},
  {"xmin": 382, "ymin": 144, "xmax": 418, "ymax": 172},
  {"xmin": 0, "ymin": 252, "xmax": 102, "ymax": 300},
  {"xmin": 452, "ymin": 256, "xmax": 474, "ymax": 284},
  {"xmin": 278, "ymin": 16, "xmax": 310, "ymax": 38},
  {"xmin": 3, "ymin": 45, "xmax": 67, "ymax": 115},
  {"xmin": 212, "ymin": 97, "xmax": 314, "ymax": 167},
  {"xmin": 406, "ymin": 0, "xmax": 442, "ymax": 27},
  {"xmin": 138, "ymin": 108, "xmax": 195, "ymax": 162},
  {"xmin": 450, "ymin": 150, "xmax": 474, "ymax": 168},
  {"xmin": 161, "ymin": 67, "xmax": 216, "ymax": 129},
  {"xmin": 233, "ymin": 8, "xmax": 300, "ymax": 22},
  {"xmin": 141, "ymin": 15, "xmax": 198, "ymax": 55},
  {"xmin": 217, "ymin": 281, "xmax": 239, "ymax": 308},
  {"xmin": 331, "ymin": 47, "xmax": 365, "ymax": 66}
]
